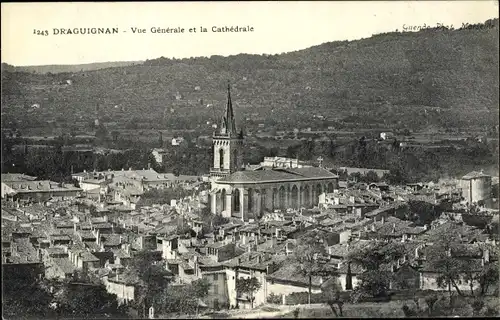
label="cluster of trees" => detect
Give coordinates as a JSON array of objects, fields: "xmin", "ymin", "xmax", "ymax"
[
  {"xmin": 2, "ymin": 266, "xmax": 129, "ymax": 319},
  {"xmin": 1, "ymin": 135, "xmax": 156, "ymax": 182},
  {"xmin": 289, "ymin": 227, "xmax": 499, "ymax": 318},
  {"xmin": 395, "ymin": 200, "xmax": 444, "ymax": 226},
  {"xmin": 155, "ymin": 145, "xmax": 213, "ymax": 176},
  {"xmin": 287, "ymin": 136, "xmax": 497, "ymax": 184},
  {"xmin": 335, "ymin": 170, "xmax": 381, "ymax": 183}
]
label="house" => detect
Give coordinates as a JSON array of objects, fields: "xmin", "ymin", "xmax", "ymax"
[
  {"xmin": 1, "ymin": 180, "xmax": 82, "ymax": 201},
  {"xmin": 206, "ymin": 241, "xmax": 237, "ymax": 263},
  {"xmin": 266, "ymin": 261, "xmax": 323, "ymax": 303},
  {"xmin": 151, "ymin": 148, "xmax": 168, "ymax": 165},
  {"xmin": 197, "ymin": 257, "xmax": 230, "ymax": 309},
  {"xmin": 222, "ymin": 252, "xmax": 283, "ymax": 309},
  {"xmin": 104, "ymin": 273, "xmax": 138, "ymax": 304},
  {"xmin": 418, "ymin": 246, "xmax": 492, "ymax": 292}
]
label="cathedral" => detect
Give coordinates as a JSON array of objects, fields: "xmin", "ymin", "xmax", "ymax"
[{"xmin": 210, "ymin": 85, "xmax": 339, "ymax": 221}]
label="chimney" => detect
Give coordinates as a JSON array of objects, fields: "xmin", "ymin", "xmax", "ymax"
[
  {"xmin": 392, "ymin": 223, "xmax": 396, "ymax": 233},
  {"xmin": 247, "ymin": 245, "xmax": 252, "ymax": 253},
  {"xmin": 257, "ymin": 255, "xmax": 262, "ymax": 263},
  {"xmin": 95, "ymin": 229, "xmax": 100, "ymax": 245},
  {"xmin": 381, "ymin": 216, "xmax": 385, "ymax": 224},
  {"xmin": 402, "ymin": 234, "xmax": 407, "ymax": 242},
  {"xmin": 484, "ymin": 249, "xmax": 490, "ymax": 263},
  {"xmin": 275, "ymin": 228, "xmax": 280, "ymax": 238},
  {"xmin": 415, "ymin": 246, "xmax": 420, "ymax": 259},
  {"xmin": 73, "ymin": 223, "xmax": 77, "ymax": 232},
  {"xmin": 116, "ymin": 273, "xmax": 119, "ymax": 281},
  {"xmin": 423, "ymin": 224, "xmax": 429, "ymax": 231},
  {"xmin": 371, "ymin": 224, "xmax": 376, "ymax": 232}
]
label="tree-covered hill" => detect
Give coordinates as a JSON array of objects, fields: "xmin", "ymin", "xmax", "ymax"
[{"xmin": 1, "ymin": 19, "xmax": 498, "ymax": 133}]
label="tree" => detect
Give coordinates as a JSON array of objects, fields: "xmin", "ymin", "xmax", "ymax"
[
  {"xmin": 124, "ymin": 250, "xmax": 173, "ymax": 317},
  {"xmin": 294, "ymin": 230, "xmax": 330, "ymax": 305},
  {"xmin": 476, "ymin": 260, "xmax": 499, "ymax": 296},
  {"xmin": 236, "ymin": 277, "xmax": 261, "ymax": 309},
  {"xmin": 2, "ymin": 267, "xmax": 54, "ymax": 320},
  {"xmin": 54, "ymin": 282, "xmax": 129, "ymax": 318},
  {"xmin": 95, "ymin": 123, "xmax": 109, "ymax": 141},
  {"xmin": 190, "ymin": 278, "xmax": 211, "ymax": 315},
  {"xmin": 347, "ymin": 241, "xmax": 405, "ymax": 301},
  {"xmin": 321, "ymin": 279, "xmax": 345, "ymax": 317},
  {"xmin": 424, "ymin": 294, "xmax": 439, "ymax": 317},
  {"xmin": 425, "ymin": 232, "xmax": 466, "ymax": 306},
  {"xmin": 161, "ymin": 278, "xmax": 210, "ymax": 315},
  {"xmin": 362, "ymin": 170, "xmax": 380, "ymax": 183}
]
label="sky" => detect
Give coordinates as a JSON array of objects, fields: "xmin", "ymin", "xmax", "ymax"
[{"xmin": 1, "ymin": 1, "xmax": 498, "ymax": 66}]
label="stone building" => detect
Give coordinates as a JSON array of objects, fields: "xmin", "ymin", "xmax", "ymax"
[{"xmin": 210, "ymin": 85, "xmax": 338, "ymax": 221}]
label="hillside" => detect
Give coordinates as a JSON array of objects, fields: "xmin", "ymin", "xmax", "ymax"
[{"xmin": 1, "ymin": 19, "xmax": 498, "ymax": 134}]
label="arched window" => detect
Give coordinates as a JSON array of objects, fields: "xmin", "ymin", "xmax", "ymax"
[
  {"xmin": 328, "ymin": 182, "xmax": 334, "ymax": 193},
  {"xmin": 234, "ymin": 188, "xmax": 240, "ymax": 213},
  {"xmin": 291, "ymin": 185, "xmax": 299, "ymax": 209},
  {"xmin": 219, "ymin": 149, "xmax": 224, "ymax": 170},
  {"xmin": 279, "ymin": 186, "xmax": 286, "ymax": 209},
  {"xmin": 221, "ymin": 189, "xmax": 226, "ymax": 211},
  {"xmin": 233, "ymin": 149, "xmax": 238, "ymax": 169},
  {"xmin": 248, "ymin": 188, "xmax": 253, "ymax": 211}
]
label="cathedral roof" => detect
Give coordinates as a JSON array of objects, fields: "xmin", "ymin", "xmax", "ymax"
[{"xmin": 217, "ymin": 167, "xmax": 338, "ymax": 184}]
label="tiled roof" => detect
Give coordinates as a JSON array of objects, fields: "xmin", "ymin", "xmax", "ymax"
[
  {"xmin": 223, "ymin": 251, "xmax": 284, "ymax": 270},
  {"xmin": 3, "ymin": 180, "xmax": 81, "ymax": 193},
  {"xmin": 420, "ymin": 258, "xmax": 484, "ymax": 273},
  {"xmin": 267, "ymin": 261, "xmax": 323, "ymax": 287},
  {"xmin": 1, "ymin": 173, "xmax": 37, "ymax": 182},
  {"xmin": 84, "ymin": 241, "xmax": 101, "ymax": 251},
  {"xmin": 197, "ymin": 256, "xmax": 220, "ymax": 267},
  {"xmin": 218, "ymin": 167, "xmax": 338, "ymax": 184},
  {"xmin": 338, "ymin": 261, "xmax": 365, "ymax": 274},
  {"xmin": 207, "ymin": 241, "xmax": 232, "ymax": 249},
  {"xmin": 462, "ymin": 171, "xmax": 491, "ymax": 180},
  {"xmin": 80, "ymin": 251, "xmax": 100, "ymax": 262},
  {"xmin": 101, "ymin": 234, "xmax": 122, "ymax": 247}
]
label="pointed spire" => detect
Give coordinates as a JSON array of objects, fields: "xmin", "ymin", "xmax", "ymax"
[{"xmin": 221, "ymin": 82, "xmax": 237, "ymax": 135}]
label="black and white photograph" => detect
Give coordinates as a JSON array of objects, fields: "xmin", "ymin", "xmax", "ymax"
[{"xmin": 1, "ymin": 1, "xmax": 499, "ymax": 319}]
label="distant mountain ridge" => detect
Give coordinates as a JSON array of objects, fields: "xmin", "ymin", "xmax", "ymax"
[
  {"xmin": 1, "ymin": 19, "xmax": 498, "ymax": 132},
  {"xmin": 1, "ymin": 61, "xmax": 143, "ymax": 74}
]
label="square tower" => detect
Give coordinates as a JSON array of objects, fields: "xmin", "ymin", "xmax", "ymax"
[{"xmin": 210, "ymin": 84, "xmax": 244, "ymax": 180}]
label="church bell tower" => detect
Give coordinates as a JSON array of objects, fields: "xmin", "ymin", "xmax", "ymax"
[{"xmin": 210, "ymin": 84, "xmax": 244, "ymax": 180}]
